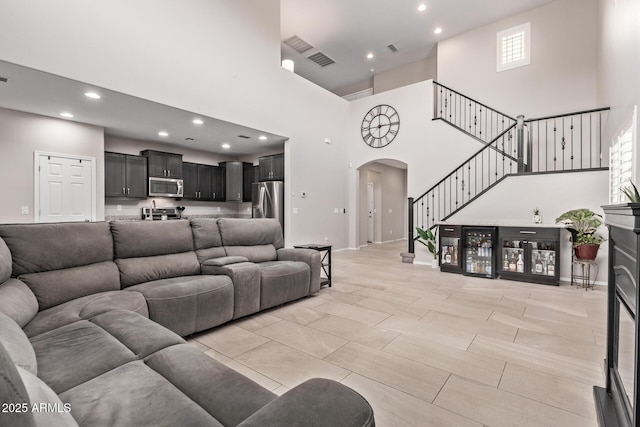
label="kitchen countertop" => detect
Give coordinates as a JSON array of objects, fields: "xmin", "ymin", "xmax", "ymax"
[
  {"xmin": 439, "ymin": 221, "xmax": 568, "ymax": 228},
  {"xmin": 105, "ymin": 214, "xmax": 251, "ymax": 222}
]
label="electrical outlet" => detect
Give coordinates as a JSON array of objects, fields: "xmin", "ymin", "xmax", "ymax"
[
  {"xmin": 293, "ymin": 208, "xmax": 299, "ymax": 214},
  {"xmin": 334, "ymin": 208, "xmax": 339, "ymax": 213},
  {"xmin": 324, "ymin": 237, "xmax": 329, "ymax": 242},
  {"xmin": 389, "ymin": 230, "xmax": 393, "ymax": 235},
  {"xmin": 217, "ymin": 207, "xmax": 221, "ymax": 212},
  {"xmin": 116, "ymin": 205, "xmax": 122, "ymax": 211},
  {"xmin": 21, "ymin": 206, "xmax": 29, "ymax": 215}
]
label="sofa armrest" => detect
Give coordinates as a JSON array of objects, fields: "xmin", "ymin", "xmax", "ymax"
[
  {"xmin": 0, "ymin": 279, "xmax": 38, "ymax": 328},
  {"xmin": 276, "ymin": 248, "xmax": 321, "ymax": 293},
  {"xmin": 237, "ymin": 378, "xmax": 375, "ymax": 427},
  {"xmin": 201, "ymin": 256, "xmax": 249, "ymax": 268}
]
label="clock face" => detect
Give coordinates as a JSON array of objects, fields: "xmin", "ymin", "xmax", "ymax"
[{"xmin": 361, "ymin": 104, "xmax": 400, "ymax": 148}]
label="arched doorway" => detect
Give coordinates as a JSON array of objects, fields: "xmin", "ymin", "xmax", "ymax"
[{"xmin": 356, "ymin": 159, "xmax": 408, "ymax": 247}]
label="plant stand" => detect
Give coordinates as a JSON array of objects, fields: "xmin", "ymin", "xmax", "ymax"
[{"xmin": 570, "ymin": 257, "xmax": 597, "ymax": 290}]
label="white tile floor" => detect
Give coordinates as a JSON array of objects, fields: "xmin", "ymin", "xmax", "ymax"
[{"xmin": 188, "ymin": 241, "xmax": 606, "ymax": 426}]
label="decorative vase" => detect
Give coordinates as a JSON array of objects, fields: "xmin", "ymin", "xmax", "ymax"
[
  {"xmin": 533, "ymin": 214, "xmax": 542, "ymax": 224},
  {"xmin": 574, "ymin": 244, "xmax": 599, "ymax": 260}
]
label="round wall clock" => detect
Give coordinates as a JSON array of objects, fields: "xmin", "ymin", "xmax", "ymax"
[{"xmin": 361, "ymin": 104, "xmax": 400, "ymax": 148}]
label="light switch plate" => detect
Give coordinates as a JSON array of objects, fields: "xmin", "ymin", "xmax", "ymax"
[{"xmin": 21, "ymin": 206, "xmax": 29, "ymax": 215}]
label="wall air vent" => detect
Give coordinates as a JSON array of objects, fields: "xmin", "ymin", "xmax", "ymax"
[
  {"xmin": 282, "ymin": 35, "xmax": 314, "ymax": 54},
  {"xmin": 237, "ymin": 135, "xmax": 251, "ymax": 139},
  {"xmin": 0, "ymin": 77, "xmax": 7, "ymax": 83},
  {"xmin": 387, "ymin": 44, "xmax": 399, "ymax": 53},
  {"xmin": 307, "ymin": 52, "xmax": 335, "ymax": 67}
]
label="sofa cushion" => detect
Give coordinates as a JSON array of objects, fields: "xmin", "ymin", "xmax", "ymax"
[
  {"xmin": 0, "ymin": 312, "xmax": 37, "ymax": 375},
  {"xmin": 23, "ymin": 291, "xmax": 148, "ymax": 338},
  {"xmin": 0, "ymin": 279, "xmax": 38, "ymax": 328},
  {"xmin": 0, "ymin": 342, "xmax": 35, "ymax": 427},
  {"xmin": 116, "ymin": 252, "xmax": 201, "ymax": 288},
  {"xmin": 218, "ymin": 218, "xmax": 284, "ymax": 249},
  {"xmin": 89, "ymin": 310, "xmax": 185, "ymax": 359},
  {"xmin": 127, "ymin": 276, "xmax": 234, "ymax": 336},
  {"xmin": 0, "ymin": 237, "xmax": 11, "ymax": 283},
  {"xmin": 225, "ymin": 245, "xmax": 278, "ymax": 263},
  {"xmin": 111, "ymin": 220, "xmax": 195, "ymax": 259},
  {"xmin": 190, "ymin": 218, "xmax": 226, "ymax": 263},
  {"xmin": 16, "ymin": 367, "xmax": 78, "ymax": 427},
  {"xmin": 19, "ymin": 261, "xmax": 121, "ymax": 311},
  {"xmin": 0, "ymin": 222, "xmax": 113, "ymax": 276},
  {"xmin": 146, "ymin": 345, "xmax": 276, "ymax": 426},
  {"xmin": 259, "ymin": 261, "xmax": 311, "ymax": 310},
  {"xmin": 31, "ymin": 321, "xmax": 137, "ymax": 394},
  {"xmin": 60, "ymin": 361, "xmax": 221, "ymax": 427}
]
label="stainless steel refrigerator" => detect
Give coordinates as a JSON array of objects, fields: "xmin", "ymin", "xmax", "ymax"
[{"xmin": 252, "ymin": 181, "xmax": 284, "ymax": 230}]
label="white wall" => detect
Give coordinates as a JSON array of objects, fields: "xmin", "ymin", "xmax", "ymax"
[
  {"xmin": 374, "ymin": 55, "xmax": 437, "ymax": 95},
  {"xmin": 0, "ymin": 0, "xmax": 351, "ymax": 248},
  {"xmin": 597, "ymin": 0, "xmax": 640, "ymax": 185},
  {"xmin": 0, "ymin": 107, "xmax": 105, "ymax": 223},
  {"xmin": 446, "ymin": 170, "xmax": 609, "ymax": 284},
  {"xmin": 437, "ymin": 0, "xmax": 598, "ymax": 118}
]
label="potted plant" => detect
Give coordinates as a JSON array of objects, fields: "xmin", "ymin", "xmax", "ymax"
[
  {"xmin": 621, "ymin": 181, "xmax": 640, "ymax": 203},
  {"xmin": 555, "ymin": 208, "xmax": 605, "ymax": 260},
  {"xmin": 533, "ymin": 208, "xmax": 542, "ymax": 224},
  {"xmin": 416, "ymin": 226, "xmax": 439, "ymax": 268}
]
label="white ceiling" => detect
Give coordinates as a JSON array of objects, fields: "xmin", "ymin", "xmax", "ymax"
[
  {"xmin": 0, "ymin": 1, "xmax": 555, "ymax": 155},
  {"xmin": 281, "ymin": 0, "xmax": 554, "ymax": 94}
]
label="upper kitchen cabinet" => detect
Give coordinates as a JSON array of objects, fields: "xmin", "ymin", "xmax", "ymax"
[
  {"xmin": 243, "ymin": 163, "xmax": 258, "ymax": 202},
  {"xmin": 258, "ymin": 153, "xmax": 284, "ymax": 181},
  {"xmin": 105, "ymin": 152, "xmax": 148, "ymax": 198},
  {"xmin": 141, "ymin": 150, "xmax": 183, "ymax": 179},
  {"xmin": 220, "ymin": 161, "xmax": 253, "ymax": 202},
  {"xmin": 183, "ymin": 162, "xmax": 213, "ymax": 200},
  {"xmin": 211, "ymin": 166, "xmax": 226, "ymax": 202}
]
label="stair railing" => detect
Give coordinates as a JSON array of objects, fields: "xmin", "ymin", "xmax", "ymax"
[
  {"xmin": 433, "ymin": 81, "xmax": 517, "ymax": 146},
  {"xmin": 407, "ymin": 122, "xmax": 518, "ymax": 253}
]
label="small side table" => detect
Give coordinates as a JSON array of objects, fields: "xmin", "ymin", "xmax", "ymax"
[
  {"xmin": 571, "ymin": 258, "xmax": 598, "ymax": 291},
  {"xmin": 294, "ymin": 244, "xmax": 332, "ymax": 287}
]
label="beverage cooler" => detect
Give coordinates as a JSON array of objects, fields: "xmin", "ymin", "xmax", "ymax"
[
  {"xmin": 439, "ymin": 225, "xmax": 462, "ymax": 274},
  {"xmin": 462, "ymin": 227, "xmax": 498, "ymax": 279},
  {"xmin": 499, "ymin": 227, "xmax": 560, "ymax": 286}
]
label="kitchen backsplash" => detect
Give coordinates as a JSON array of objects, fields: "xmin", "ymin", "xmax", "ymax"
[{"xmin": 105, "ymin": 198, "xmax": 252, "ymax": 220}]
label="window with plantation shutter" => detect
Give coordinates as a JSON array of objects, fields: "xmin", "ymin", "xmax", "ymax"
[
  {"xmin": 610, "ymin": 108, "xmax": 636, "ymax": 203},
  {"xmin": 497, "ymin": 23, "xmax": 530, "ymax": 72}
]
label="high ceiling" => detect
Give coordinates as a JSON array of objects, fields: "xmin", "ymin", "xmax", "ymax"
[{"xmin": 281, "ymin": 0, "xmax": 555, "ymax": 94}]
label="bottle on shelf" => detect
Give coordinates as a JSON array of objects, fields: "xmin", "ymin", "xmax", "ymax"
[
  {"xmin": 534, "ymin": 254, "xmax": 543, "ymax": 274},
  {"xmin": 445, "ymin": 248, "xmax": 452, "ymax": 264},
  {"xmin": 547, "ymin": 253, "xmax": 555, "ymax": 276},
  {"xmin": 466, "ymin": 256, "xmax": 473, "ymax": 272},
  {"xmin": 516, "ymin": 253, "xmax": 524, "ymax": 273},
  {"xmin": 503, "ymin": 253, "xmax": 510, "ymax": 271},
  {"xmin": 508, "ymin": 252, "xmax": 517, "ymax": 271},
  {"xmin": 442, "ymin": 246, "xmax": 448, "ymax": 264}
]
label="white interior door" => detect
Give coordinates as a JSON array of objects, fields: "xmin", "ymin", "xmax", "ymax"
[
  {"xmin": 367, "ymin": 182, "xmax": 374, "ymax": 243},
  {"xmin": 37, "ymin": 153, "xmax": 95, "ymax": 223}
]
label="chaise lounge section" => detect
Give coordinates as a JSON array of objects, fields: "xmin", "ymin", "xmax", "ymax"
[{"xmin": 0, "ymin": 219, "xmax": 375, "ymax": 426}]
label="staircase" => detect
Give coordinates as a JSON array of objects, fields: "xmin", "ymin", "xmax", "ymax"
[{"xmin": 407, "ymin": 82, "xmax": 609, "ymax": 254}]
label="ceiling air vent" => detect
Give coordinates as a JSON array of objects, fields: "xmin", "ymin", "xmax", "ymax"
[
  {"xmin": 0, "ymin": 77, "xmax": 7, "ymax": 83},
  {"xmin": 387, "ymin": 44, "xmax": 399, "ymax": 53},
  {"xmin": 282, "ymin": 35, "xmax": 314, "ymax": 54},
  {"xmin": 237, "ymin": 135, "xmax": 251, "ymax": 139},
  {"xmin": 307, "ymin": 52, "xmax": 335, "ymax": 67}
]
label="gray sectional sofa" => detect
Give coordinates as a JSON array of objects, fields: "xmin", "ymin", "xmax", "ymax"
[{"xmin": 0, "ymin": 218, "xmax": 375, "ymax": 427}]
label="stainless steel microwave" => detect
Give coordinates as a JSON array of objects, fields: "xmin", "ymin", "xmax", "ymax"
[{"xmin": 148, "ymin": 177, "xmax": 183, "ymax": 197}]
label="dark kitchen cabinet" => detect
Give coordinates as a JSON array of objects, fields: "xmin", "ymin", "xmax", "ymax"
[
  {"xmin": 220, "ymin": 161, "xmax": 253, "ymax": 202},
  {"xmin": 211, "ymin": 166, "xmax": 225, "ymax": 201},
  {"xmin": 242, "ymin": 163, "xmax": 258, "ymax": 202},
  {"xmin": 105, "ymin": 152, "xmax": 147, "ymax": 198},
  {"xmin": 258, "ymin": 153, "xmax": 284, "ymax": 181},
  {"xmin": 141, "ymin": 150, "xmax": 183, "ymax": 179},
  {"xmin": 183, "ymin": 162, "xmax": 214, "ymax": 200},
  {"xmin": 498, "ymin": 227, "xmax": 560, "ymax": 286}
]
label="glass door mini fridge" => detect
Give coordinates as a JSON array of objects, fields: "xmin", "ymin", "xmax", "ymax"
[
  {"xmin": 499, "ymin": 227, "xmax": 560, "ymax": 286},
  {"xmin": 462, "ymin": 227, "xmax": 498, "ymax": 279},
  {"xmin": 439, "ymin": 225, "xmax": 462, "ymax": 273}
]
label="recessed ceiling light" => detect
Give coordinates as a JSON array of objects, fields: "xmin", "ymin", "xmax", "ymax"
[
  {"xmin": 259, "ymin": 135, "xmax": 268, "ymax": 141},
  {"xmin": 366, "ymin": 53, "xmax": 374, "ymax": 59},
  {"xmin": 60, "ymin": 112, "xmax": 74, "ymax": 118},
  {"xmin": 434, "ymin": 27, "xmax": 443, "ymax": 34},
  {"xmin": 192, "ymin": 119, "xmax": 203, "ymax": 125},
  {"xmin": 418, "ymin": 4, "xmax": 427, "ymax": 12},
  {"xmin": 84, "ymin": 92, "xmax": 101, "ymax": 99},
  {"xmin": 158, "ymin": 131, "xmax": 169, "ymax": 137},
  {"xmin": 221, "ymin": 143, "xmax": 231, "ymax": 149}
]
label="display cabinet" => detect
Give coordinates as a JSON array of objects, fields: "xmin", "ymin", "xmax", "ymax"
[
  {"xmin": 439, "ymin": 225, "xmax": 462, "ymax": 273},
  {"xmin": 462, "ymin": 227, "xmax": 497, "ymax": 279},
  {"xmin": 499, "ymin": 227, "xmax": 560, "ymax": 286}
]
